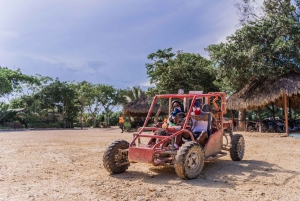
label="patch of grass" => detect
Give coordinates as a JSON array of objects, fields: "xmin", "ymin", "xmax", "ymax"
[{"xmin": 0, "ymin": 126, "xmax": 10, "ymax": 129}]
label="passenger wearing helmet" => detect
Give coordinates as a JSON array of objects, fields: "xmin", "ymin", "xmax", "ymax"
[
  {"xmin": 169, "ymin": 100, "xmax": 183, "ymax": 124},
  {"xmin": 171, "ymin": 101, "xmax": 182, "ymax": 117}
]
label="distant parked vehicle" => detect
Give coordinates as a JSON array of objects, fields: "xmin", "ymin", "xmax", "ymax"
[
  {"xmin": 288, "ymin": 119, "xmax": 300, "ymax": 132},
  {"xmin": 261, "ymin": 118, "xmax": 286, "ymax": 133},
  {"xmin": 246, "ymin": 121, "xmax": 259, "ymax": 132}
]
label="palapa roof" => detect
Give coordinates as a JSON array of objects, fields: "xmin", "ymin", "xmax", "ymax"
[
  {"xmin": 122, "ymin": 96, "xmax": 168, "ymax": 117},
  {"xmin": 227, "ymin": 71, "xmax": 300, "ymax": 110}
]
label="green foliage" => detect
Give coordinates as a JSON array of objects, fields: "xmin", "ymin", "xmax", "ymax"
[
  {"xmin": 9, "ymin": 98, "xmax": 26, "ymax": 109},
  {"xmin": 123, "ymin": 121, "xmax": 131, "ymax": 131},
  {"xmin": 27, "ymin": 122, "xmax": 62, "ymax": 129},
  {"xmin": 0, "ymin": 102, "xmax": 10, "ymax": 123},
  {"xmin": 0, "ymin": 67, "xmax": 38, "ymax": 97},
  {"xmin": 206, "ymin": 0, "xmax": 300, "ymax": 93},
  {"xmin": 108, "ymin": 111, "xmax": 122, "ymax": 126},
  {"xmin": 0, "ymin": 109, "xmax": 18, "ymax": 124},
  {"xmin": 36, "ymin": 78, "xmax": 79, "ymax": 127},
  {"xmin": 69, "ymin": 81, "xmax": 96, "ymax": 128},
  {"xmin": 70, "ymin": 82, "xmax": 126, "ymax": 127},
  {"xmin": 95, "ymin": 84, "xmax": 126, "ymax": 126},
  {"xmin": 145, "ymin": 48, "xmax": 219, "ymax": 97},
  {"xmin": 121, "ymin": 86, "xmax": 146, "ymax": 103},
  {"xmin": 6, "ymin": 122, "xmax": 23, "ymax": 129}
]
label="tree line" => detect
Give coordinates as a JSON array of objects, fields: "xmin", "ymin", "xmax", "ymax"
[
  {"xmin": 0, "ymin": 68, "xmax": 146, "ymax": 128},
  {"xmin": 1, "ymin": 0, "xmax": 299, "ymax": 129}
]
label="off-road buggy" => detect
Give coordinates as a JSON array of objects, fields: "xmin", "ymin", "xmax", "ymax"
[{"xmin": 103, "ymin": 92, "xmax": 245, "ymax": 179}]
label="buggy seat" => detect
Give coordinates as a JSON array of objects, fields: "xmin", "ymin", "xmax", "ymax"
[{"xmin": 190, "ymin": 112, "xmax": 212, "ymax": 136}]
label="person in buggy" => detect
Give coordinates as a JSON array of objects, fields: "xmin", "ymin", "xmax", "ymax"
[
  {"xmin": 168, "ymin": 100, "xmax": 184, "ymax": 124},
  {"xmin": 167, "ymin": 99, "xmax": 210, "ymax": 147}
]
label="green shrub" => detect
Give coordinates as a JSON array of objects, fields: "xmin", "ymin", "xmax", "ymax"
[
  {"xmin": 123, "ymin": 122, "xmax": 131, "ymax": 130},
  {"xmin": 7, "ymin": 122, "xmax": 23, "ymax": 129}
]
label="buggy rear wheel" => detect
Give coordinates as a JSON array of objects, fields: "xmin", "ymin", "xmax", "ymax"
[
  {"xmin": 174, "ymin": 142, "xmax": 204, "ymax": 179},
  {"xmin": 230, "ymin": 134, "xmax": 245, "ymax": 161},
  {"xmin": 103, "ymin": 139, "xmax": 130, "ymax": 174}
]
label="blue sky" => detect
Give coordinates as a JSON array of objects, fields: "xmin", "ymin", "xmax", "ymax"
[{"xmin": 0, "ymin": 0, "xmax": 239, "ymax": 90}]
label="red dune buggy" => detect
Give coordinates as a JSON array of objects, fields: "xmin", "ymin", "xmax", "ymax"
[{"xmin": 103, "ymin": 92, "xmax": 245, "ymax": 179}]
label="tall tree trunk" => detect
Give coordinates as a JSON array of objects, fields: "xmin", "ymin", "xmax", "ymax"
[
  {"xmin": 80, "ymin": 110, "xmax": 83, "ymax": 129},
  {"xmin": 93, "ymin": 114, "xmax": 97, "ymax": 127},
  {"xmin": 52, "ymin": 108, "xmax": 55, "ymax": 122},
  {"xmin": 288, "ymin": 97, "xmax": 292, "ymax": 120},
  {"xmin": 105, "ymin": 110, "xmax": 109, "ymax": 127},
  {"xmin": 238, "ymin": 109, "xmax": 246, "ymax": 131},
  {"xmin": 154, "ymin": 106, "xmax": 162, "ymax": 125}
]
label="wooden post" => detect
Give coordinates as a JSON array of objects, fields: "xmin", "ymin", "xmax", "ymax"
[
  {"xmin": 258, "ymin": 107, "xmax": 262, "ymax": 133},
  {"xmin": 128, "ymin": 112, "xmax": 132, "ymax": 124},
  {"xmin": 238, "ymin": 109, "xmax": 246, "ymax": 131},
  {"xmin": 284, "ymin": 93, "xmax": 289, "ymax": 135},
  {"xmin": 288, "ymin": 97, "xmax": 292, "ymax": 120},
  {"xmin": 271, "ymin": 102, "xmax": 275, "ymax": 120}
]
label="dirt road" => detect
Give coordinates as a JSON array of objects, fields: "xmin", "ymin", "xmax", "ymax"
[{"xmin": 0, "ymin": 128, "xmax": 300, "ymax": 201}]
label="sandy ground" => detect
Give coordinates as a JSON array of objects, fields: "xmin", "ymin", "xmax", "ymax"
[{"xmin": 0, "ymin": 127, "xmax": 300, "ymax": 201}]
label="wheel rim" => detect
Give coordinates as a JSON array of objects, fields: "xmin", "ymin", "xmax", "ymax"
[
  {"xmin": 237, "ymin": 138, "xmax": 245, "ymax": 159},
  {"xmin": 114, "ymin": 149, "xmax": 128, "ymax": 166},
  {"xmin": 187, "ymin": 152, "xmax": 200, "ymax": 172}
]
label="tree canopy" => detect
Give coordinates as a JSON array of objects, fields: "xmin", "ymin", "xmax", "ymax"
[
  {"xmin": 122, "ymin": 86, "xmax": 146, "ymax": 103},
  {"xmin": 0, "ymin": 67, "xmax": 38, "ymax": 97},
  {"xmin": 206, "ymin": 0, "xmax": 300, "ymax": 92},
  {"xmin": 95, "ymin": 84, "xmax": 126, "ymax": 126},
  {"xmin": 3, "ymin": 0, "xmax": 300, "ymax": 128},
  {"xmin": 145, "ymin": 48, "xmax": 219, "ymax": 97}
]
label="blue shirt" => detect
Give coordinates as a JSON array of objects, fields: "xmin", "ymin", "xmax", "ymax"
[{"xmin": 171, "ymin": 107, "xmax": 182, "ymax": 117}]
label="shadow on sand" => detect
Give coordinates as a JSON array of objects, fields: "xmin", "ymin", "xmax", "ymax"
[{"xmin": 108, "ymin": 159, "xmax": 299, "ymax": 188}]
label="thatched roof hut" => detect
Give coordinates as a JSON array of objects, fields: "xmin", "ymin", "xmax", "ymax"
[
  {"xmin": 227, "ymin": 71, "xmax": 300, "ymax": 110},
  {"xmin": 122, "ymin": 96, "xmax": 168, "ymax": 117}
]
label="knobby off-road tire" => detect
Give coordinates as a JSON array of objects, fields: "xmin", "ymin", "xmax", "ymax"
[
  {"xmin": 174, "ymin": 142, "xmax": 205, "ymax": 179},
  {"xmin": 230, "ymin": 134, "xmax": 245, "ymax": 161},
  {"xmin": 103, "ymin": 140, "xmax": 130, "ymax": 174}
]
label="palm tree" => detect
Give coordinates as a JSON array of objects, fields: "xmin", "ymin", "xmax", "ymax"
[
  {"xmin": 123, "ymin": 86, "xmax": 145, "ymax": 103},
  {"xmin": 0, "ymin": 102, "xmax": 9, "ymax": 124},
  {"xmin": 122, "ymin": 86, "xmax": 146, "ymax": 125}
]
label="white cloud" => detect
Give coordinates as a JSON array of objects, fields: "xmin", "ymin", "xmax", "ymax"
[
  {"xmin": 139, "ymin": 80, "xmax": 155, "ymax": 88},
  {"xmin": 0, "ymin": 0, "xmax": 242, "ymax": 89},
  {"xmin": 0, "ymin": 31, "xmax": 20, "ymax": 46},
  {"xmin": 167, "ymin": 0, "xmax": 240, "ymax": 58}
]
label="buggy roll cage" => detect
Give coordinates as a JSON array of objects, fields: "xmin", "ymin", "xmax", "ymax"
[{"xmin": 129, "ymin": 92, "xmax": 228, "ymax": 148}]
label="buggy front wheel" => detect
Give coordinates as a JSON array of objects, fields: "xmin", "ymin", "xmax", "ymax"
[
  {"xmin": 174, "ymin": 142, "xmax": 205, "ymax": 179},
  {"xmin": 103, "ymin": 140, "xmax": 130, "ymax": 174}
]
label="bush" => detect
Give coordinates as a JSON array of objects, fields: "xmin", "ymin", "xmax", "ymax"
[
  {"xmin": 7, "ymin": 122, "xmax": 23, "ymax": 129},
  {"xmin": 28, "ymin": 122, "xmax": 62, "ymax": 129},
  {"xmin": 123, "ymin": 122, "xmax": 131, "ymax": 130}
]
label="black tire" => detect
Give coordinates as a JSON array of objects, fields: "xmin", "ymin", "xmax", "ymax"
[
  {"xmin": 246, "ymin": 125, "xmax": 252, "ymax": 132},
  {"xmin": 230, "ymin": 134, "xmax": 245, "ymax": 161},
  {"xmin": 174, "ymin": 142, "xmax": 205, "ymax": 179},
  {"xmin": 261, "ymin": 124, "xmax": 267, "ymax": 133},
  {"xmin": 276, "ymin": 126, "xmax": 283, "ymax": 133},
  {"xmin": 103, "ymin": 140, "xmax": 130, "ymax": 174}
]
